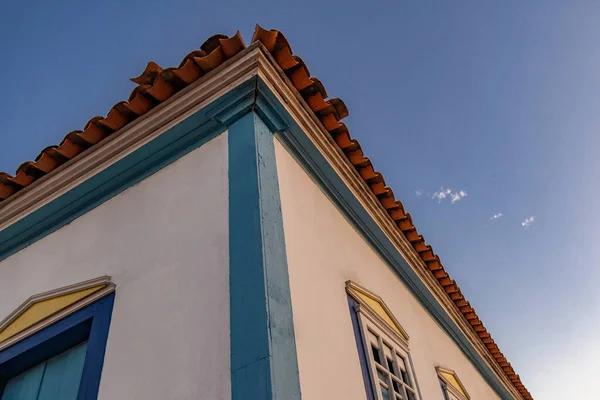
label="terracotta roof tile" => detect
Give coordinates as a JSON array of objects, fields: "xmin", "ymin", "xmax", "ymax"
[
  {"xmin": 0, "ymin": 31, "xmax": 246, "ymax": 202},
  {"xmin": 0, "ymin": 25, "xmax": 532, "ymax": 400}
]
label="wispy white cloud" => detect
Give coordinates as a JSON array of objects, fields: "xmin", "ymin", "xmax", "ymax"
[
  {"xmin": 415, "ymin": 189, "xmax": 423, "ymax": 196},
  {"xmin": 490, "ymin": 213, "xmax": 503, "ymax": 220},
  {"xmin": 430, "ymin": 187, "xmax": 468, "ymax": 204},
  {"xmin": 521, "ymin": 216, "xmax": 535, "ymax": 228},
  {"xmin": 450, "ymin": 190, "xmax": 467, "ymax": 204},
  {"xmin": 432, "ymin": 188, "xmax": 452, "ymax": 202}
]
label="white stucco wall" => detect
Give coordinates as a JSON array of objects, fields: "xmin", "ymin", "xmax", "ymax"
[
  {"xmin": 0, "ymin": 132, "xmax": 230, "ymax": 400},
  {"xmin": 274, "ymin": 138, "xmax": 502, "ymax": 400}
]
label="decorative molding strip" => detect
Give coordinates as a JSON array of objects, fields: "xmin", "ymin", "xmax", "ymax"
[{"xmin": 0, "ymin": 276, "xmax": 115, "ymax": 351}]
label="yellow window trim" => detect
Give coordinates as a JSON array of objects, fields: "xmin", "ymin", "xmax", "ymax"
[
  {"xmin": 437, "ymin": 367, "xmax": 470, "ymax": 400},
  {"xmin": 345, "ymin": 280, "xmax": 409, "ymax": 343},
  {"xmin": 0, "ymin": 276, "xmax": 115, "ymax": 349}
]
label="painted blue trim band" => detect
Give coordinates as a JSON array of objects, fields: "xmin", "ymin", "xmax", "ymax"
[
  {"xmin": 229, "ymin": 112, "xmax": 271, "ymax": 399},
  {"xmin": 0, "ymin": 293, "xmax": 115, "ymax": 400},
  {"xmin": 229, "ymin": 111, "xmax": 301, "ymax": 400}
]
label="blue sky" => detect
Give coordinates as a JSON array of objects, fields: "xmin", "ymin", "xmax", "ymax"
[{"xmin": 1, "ymin": 1, "xmax": 599, "ymax": 398}]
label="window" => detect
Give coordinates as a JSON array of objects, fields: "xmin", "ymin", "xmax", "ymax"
[
  {"xmin": 437, "ymin": 367, "xmax": 470, "ymax": 400},
  {"xmin": 0, "ymin": 277, "xmax": 115, "ymax": 400},
  {"xmin": 346, "ymin": 281, "xmax": 421, "ymax": 400},
  {"xmin": 364, "ymin": 321, "xmax": 418, "ymax": 400}
]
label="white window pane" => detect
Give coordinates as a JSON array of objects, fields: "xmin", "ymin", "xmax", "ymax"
[{"xmin": 371, "ymin": 344, "xmax": 383, "ymax": 365}]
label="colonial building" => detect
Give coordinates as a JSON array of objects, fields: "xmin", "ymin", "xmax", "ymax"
[{"xmin": 0, "ymin": 26, "xmax": 533, "ymax": 400}]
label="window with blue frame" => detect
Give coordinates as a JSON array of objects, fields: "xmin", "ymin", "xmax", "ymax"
[
  {"xmin": 0, "ymin": 281, "xmax": 115, "ymax": 400},
  {"xmin": 346, "ymin": 281, "xmax": 421, "ymax": 400}
]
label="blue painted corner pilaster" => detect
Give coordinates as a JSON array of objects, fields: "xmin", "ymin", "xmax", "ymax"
[{"xmin": 228, "ymin": 111, "xmax": 301, "ymax": 400}]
